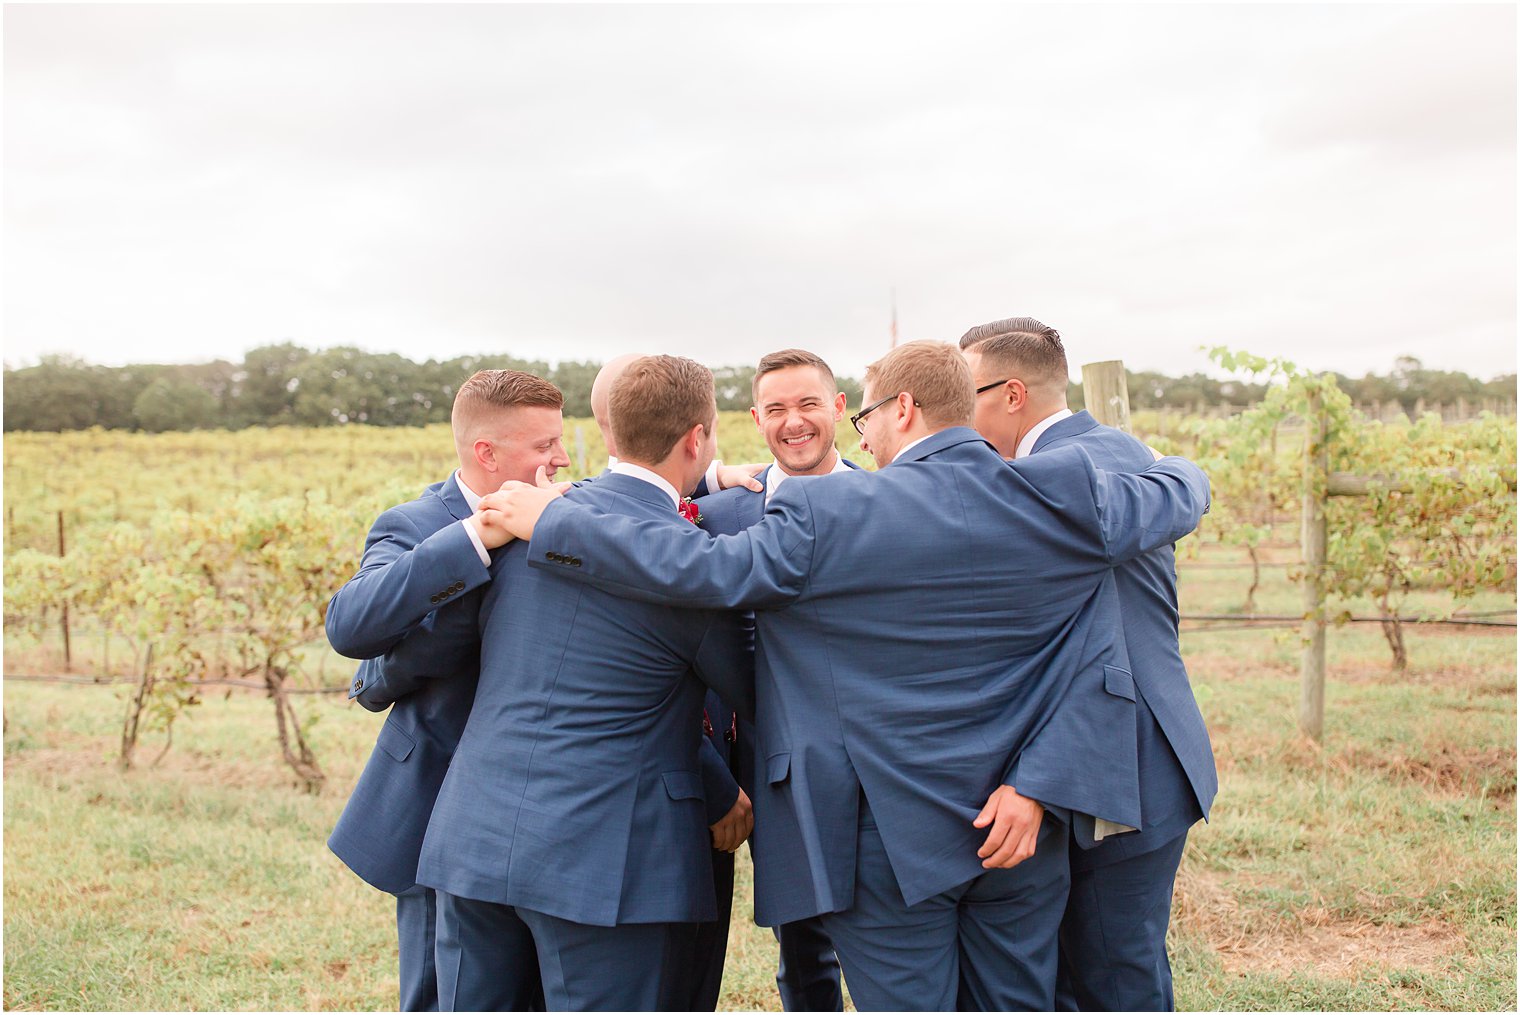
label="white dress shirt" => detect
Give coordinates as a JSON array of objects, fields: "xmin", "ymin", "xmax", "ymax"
[
  {"xmin": 454, "ymin": 471, "xmax": 493, "ymax": 565},
  {"xmin": 609, "ymin": 461, "xmax": 682, "ymax": 510},
  {"xmin": 1014, "ymin": 408, "xmax": 1075, "ymax": 460},
  {"xmin": 608, "ymin": 455, "xmax": 721, "ymax": 496},
  {"xmin": 765, "ymin": 449, "xmax": 853, "ymax": 504}
]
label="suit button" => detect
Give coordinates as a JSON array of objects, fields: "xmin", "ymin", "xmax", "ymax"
[
  {"xmin": 570, "ymin": 557, "xmax": 582, "ymax": 567},
  {"xmin": 545, "ymin": 551, "xmax": 557, "ymax": 561},
  {"xmin": 452, "ymin": 581, "xmax": 465, "ymax": 592},
  {"xmin": 430, "ymin": 594, "xmax": 440, "ymax": 604},
  {"xmin": 352, "ymin": 679, "xmax": 362, "ymax": 691}
]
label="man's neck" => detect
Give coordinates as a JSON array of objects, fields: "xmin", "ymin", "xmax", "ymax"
[
  {"xmin": 621, "ymin": 458, "xmax": 692, "ymax": 497},
  {"xmin": 1014, "ymin": 403, "xmax": 1069, "ymax": 447},
  {"xmin": 456, "ymin": 469, "xmax": 491, "ymax": 500},
  {"xmin": 776, "ymin": 447, "xmax": 839, "ymax": 478}
]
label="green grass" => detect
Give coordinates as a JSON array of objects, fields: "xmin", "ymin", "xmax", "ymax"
[{"xmin": 4, "ymin": 545, "xmax": 1515, "ymax": 1011}]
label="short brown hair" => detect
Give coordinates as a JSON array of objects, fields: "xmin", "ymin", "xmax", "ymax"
[
  {"xmin": 862, "ymin": 341, "xmax": 974, "ymax": 429},
  {"xmin": 610, "ymin": 355, "xmax": 717, "ymax": 464},
  {"xmin": 958, "ymin": 317, "xmax": 1069, "ymax": 391},
  {"xmin": 752, "ymin": 348, "xmax": 837, "ymax": 401},
  {"xmin": 451, "ymin": 369, "xmax": 564, "ymax": 441}
]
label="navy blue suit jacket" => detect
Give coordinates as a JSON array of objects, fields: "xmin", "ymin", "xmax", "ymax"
[
  {"xmin": 695, "ymin": 460, "xmax": 861, "ymax": 867},
  {"xmin": 1034, "ymin": 411, "xmax": 1218, "ymax": 864},
  {"xmin": 527, "ymin": 428, "xmax": 1211, "ymax": 925},
  {"xmin": 325, "ymin": 477, "xmax": 491, "ymax": 894},
  {"xmin": 415, "ymin": 473, "xmax": 756, "ymax": 927}
]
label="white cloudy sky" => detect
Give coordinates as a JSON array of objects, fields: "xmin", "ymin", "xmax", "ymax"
[{"xmin": 4, "ymin": 3, "xmax": 1516, "ymax": 381}]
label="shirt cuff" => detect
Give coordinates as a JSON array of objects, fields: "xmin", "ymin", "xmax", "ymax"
[
  {"xmin": 459, "ymin": 517, "xmax": 491, "ymax": 566},
  {"xmin": 705, "ymin": 459, "xmax": 722, "ymax": 493}
]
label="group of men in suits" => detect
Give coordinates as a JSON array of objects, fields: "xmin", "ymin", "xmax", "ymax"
[{"xmin": 325, "ymin": 317, "xmax": 1217, "ymax": 1011}]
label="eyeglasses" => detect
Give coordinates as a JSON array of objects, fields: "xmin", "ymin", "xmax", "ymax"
[
  {"xmin": 851, "ymin": 392, "xmax": 919, "ymax": 435},
  {"xmin": 975, "ymin": 378, "xmax": 1010, "ymax": 395}
]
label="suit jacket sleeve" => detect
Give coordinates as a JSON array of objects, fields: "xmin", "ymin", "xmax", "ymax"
[
  {"xmin": 325, "ymin": 505, "xmax": 492, "ymax": 660},
  {"xmin": 352, "ymin": 587, "xmax": 484, "ymax": 711},
  {"xmin": 1090, "ymin": 455, "xmax": 1211, "ymax": 565},
  {"xmin": 528, "ymin": 490, "xmax": 816, "ymax": 611},
  {"xmin": 699, "ymin": 736, "xmax": 741, "ymax": 824}
]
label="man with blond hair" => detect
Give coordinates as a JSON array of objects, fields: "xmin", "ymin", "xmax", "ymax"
[
  {"xmin": 485, "ymin": 341, "xmax": 1211, "ymax": 1009},
  {"xmin": 416, "ymin": 355, "xmax": 755, "ymax": 1010},
  {"xmin": 326, "ymin": 368, "xmax": 569, "ymax": 1011},
  {"xmin": 961, "ymin": 317, "xmax": 1217, "ymax": 1012}
]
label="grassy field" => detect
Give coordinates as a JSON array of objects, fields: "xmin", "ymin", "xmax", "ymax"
[{"xmin": 4, "ymin": 536, "xmax": 1514, "ymax": 1011}]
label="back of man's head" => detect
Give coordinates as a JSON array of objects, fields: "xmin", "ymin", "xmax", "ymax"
[
  {"xmin": 590, "ymin": 353, "xmax": 646, "ymax": 446},
  {"xmin": 610, "ymin": 355, "xmax": 716, "ymax": 465},
  {"xmin": 752, "ymin": 348, "xmax": 837, "ymax": 401},
  {"xmin": 958, "ymin": 317, "xmax": 1069, "ymax": 398},
  {"xmin": 451, "ymin": 369, "xmax": 564, "ymax": 460},
  {"xmin": 863, "ymin": 341, "xmax": 975, "ymax": 429}
]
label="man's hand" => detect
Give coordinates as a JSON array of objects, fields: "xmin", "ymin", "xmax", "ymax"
[
  {"xmin": 716, "ymin": 463, "xmax": 766, "ymax": 493},
  {"xmin": 973, "ymin": 785, "xmax": 1044, "ymax": 869},
  {"xmin": 709, "ymin": 788, "xmax": 754, "ymax": 852},
  {"xmin": 478, "ymin": 468, "xmax": 567, "ymax": 542},
  {"xmin": 469, "ymin": 506, "xmax": 516, "ymax": 549}
]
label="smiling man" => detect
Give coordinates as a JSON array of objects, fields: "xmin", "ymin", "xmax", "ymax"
[
  {"xmin": 685, "ymin": 348, "xmax": 854, "ymax": 1012},
  {"xmin": 481, "ymin": 341, "xmax": 1212, "ymax": 1009}
]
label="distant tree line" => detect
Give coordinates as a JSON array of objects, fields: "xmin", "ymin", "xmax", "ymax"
[{"xmin": 2, "ymin": 345, "xmax": 1512, "ymax": 433}]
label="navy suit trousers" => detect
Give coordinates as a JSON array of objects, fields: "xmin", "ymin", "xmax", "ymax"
[
  {"xmin": 1055, "ymin": 830, "xmax": 1190, "ymax": 1012},
  {"xmin": 774, "ymin": 916, "xmax": 843, "ymax": 1011},
  {"xmin": 395, "ymin": 885, "xmax": 439, "ymax": 1012},
  {"xmin": 434, "ymin": 893, "xmax": 543, "ymax": 1012},
  {"xmin": 819, "ymin": 796, "xmax": 1070, "ymax": 1011},
  {"xmin": 518, "ymin": 907, "xmax": 690, "ymax": 1012}
]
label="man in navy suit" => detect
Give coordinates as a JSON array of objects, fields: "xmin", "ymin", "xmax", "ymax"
[
  {"xmin": 693, "ymin": 348, "xmax": 853, "ymax": 1012},
  {"xmin": 961, "ymin": 317, "xmax": 1219, "ymax": 1012},
  {"xmin": 416, "ymin": 355, "xmax": 756, "ymax": 1011},
  {"xmin": 590, "ymin": 352, "xmax": 757, "ymax": 1012},
  {"xmin": 483, "ymin": 341, "xmax": 1211, "ymax": 1010},
  {"xmin": 325, "ymin": 369, "xmax": 570, "ymax": 1011}
]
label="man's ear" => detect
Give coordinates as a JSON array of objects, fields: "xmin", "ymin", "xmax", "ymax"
[
  {"xmin": 473, "ymin": 437, "xmax": 496, "ymax": 472},
  {"xmin": 751, "ymin": 406, "xmax": 763, "ymax": 431},
  {"xmin": 832, "ymin": 392, "xmax": 847, "ymax": 421},
  {"xmin": 895, "ymin": 391, "xmax": 917, "ymax": 432},
  {"xmin": 686, "ymin": 422, "xmax": 706, "ymax": 459},
  {"xmin": 1006, "ymin": 379, "xmax": 1028, "ymax": 413}
]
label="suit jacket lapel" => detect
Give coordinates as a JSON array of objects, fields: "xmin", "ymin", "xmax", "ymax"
[
  {"xmin": 1031, "ymin": 410, "xmax": 1099, "ymax": 454},
  {"xmin": 436, "ymin": 474, "xmax": 473, "ymax": 522}
]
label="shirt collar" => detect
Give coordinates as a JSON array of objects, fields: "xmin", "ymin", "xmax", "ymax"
[
  {"xmin": 1015, "ymin": 408, "xmax": 1074, "ymax": 460},
  {"xmin": 765, "ymin": 449, "xmax": 850, "ymax": 504},
  {"xmin": 609, "ymin": 461, "xmax": 682, "ymax": 509},
  {"xmin": 891, "ymin": 433, "xmax": 935, "ymax": 464},
  {"xmin": 453, "ymin": 470, "xmax": 486, "ymax": 511}
]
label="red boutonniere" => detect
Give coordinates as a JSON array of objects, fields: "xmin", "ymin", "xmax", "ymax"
[{"xmin": 679, "ymin": 498, "xmax": 702, "ymax": 524}]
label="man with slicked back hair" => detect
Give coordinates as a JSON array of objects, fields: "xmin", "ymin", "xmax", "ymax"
[{"xmin": 961, "ymin": 316, "xmax": 1217, "ymax": 1012}]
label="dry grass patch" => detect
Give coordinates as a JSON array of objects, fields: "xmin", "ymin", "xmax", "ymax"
[{"xmin": 1218, "ymin": 918, "xmax": 1464, "ymax": 977}]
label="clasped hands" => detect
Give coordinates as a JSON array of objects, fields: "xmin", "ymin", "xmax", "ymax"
[
  {"xmin": 470, "ymin": 468, "xmax": 568, "ymax": 549},
  {"xmin": 469, "ymin": 463, "xmax": 765, "ymax": 549}
]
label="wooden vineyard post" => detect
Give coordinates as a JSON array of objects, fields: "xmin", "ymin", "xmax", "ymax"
[
  {"xmin": 1299, "ymin": 393, "xmax": 1328, "ymax": 741},
  {"xmin": 57, "ymin": 510, "xmax": 71, "ymax": 671},
  {"xmin": 1081, "ymin": 360, "xmax": 1132, "ymax": 433}
]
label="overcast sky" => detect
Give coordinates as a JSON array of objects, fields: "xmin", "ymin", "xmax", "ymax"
[{"xmin": 4, "ymin": 3, "xmax": 1516, "ymax": 382}]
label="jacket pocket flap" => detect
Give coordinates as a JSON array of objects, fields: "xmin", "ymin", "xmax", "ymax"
[
  {"xmin": 662, "ymin": 770, "xmax": 704, "ymax": 801},
  {"xmin": 766, "ymin": 751, "xmax": 792, "ymax": 785},
  {"xmin": 1104, "ymin": 665, "xmax": 1137, "ymax": 702},
  {"xmin": 377, "ymin": 719, "xmax": 416, "ymax": 762}
]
